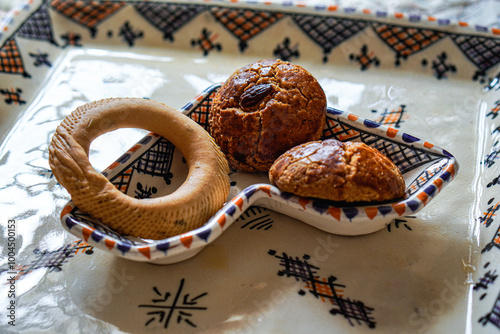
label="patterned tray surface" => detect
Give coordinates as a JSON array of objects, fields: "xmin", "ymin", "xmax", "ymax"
[{"xmin": 0, "ymin": 1, "xmax": 499, "ymax": 333}]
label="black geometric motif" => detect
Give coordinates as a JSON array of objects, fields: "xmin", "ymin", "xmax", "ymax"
[
  {"xmin": 269, "ymin": 250, "xmax": 376, "ymax": 328},
  {"xmin": 29, "ymin": 52, "xmax": 52, "ymax": 67},
  {"xmin": 16, "ymin": 3, "xmax": 57, "ymax": 45},
  {"xmin": 0, "ymin": 88, "xmax": 26, "ymax": 105},
  {"xmin": 134, "ymin": 3, "xmax": 206, "ymax": 41},
  {"xmin": 191, "ymin": 28, "xmax": 222, "ymax": 56},
  {"xmin": 483, "ymin": 141, "xmax": 500, "ymax": 168},
  {"xmin": 0, "ymin": 239, "xmax": 93, "ymax": 282},
  {"xmin": 110, "ymin": 166, "xmax": 135, "ymax": 194},
  {"xmin": 135, "ymin": 182, "xmax": 158, "ymax": 199},
  {"xmin": 322, "ymin": 113, "xmax": 442, "ymax": 174},
  {"xmin": 474, "ymin": 262, "xmax": 498, "ymax": 301},
  {"xmin": 118, "ymin": 21, "xmax": 144, "ymax": 47},
  {"xmin": 386, "ymin": 217, "xmax": 414, "ymax": 232},
  {"xmin": 26, "ymin": 240, "xmax": 93, "ymax": 274},
  {"xmin": 293, "ymin": 15, "xmax": 367, "ymax": 63},
  {"xmin": 479, "ymin": 291, "xmax": 500, "ymax": 329},
  {"xmin": 273, "ymin": 37, "xmax": 299, "ymax": 61},
  {"xmin": 422, "ymin": 52, "xmax": 457, "ymax": 79},
  {"xmin": 187, "ymin": 90, "xmax": 215, "ymax": 131},
  {"xmin": 371, "ymin": 105, "xmax": 406, "ymax": 128},
  {"xmin": 349, "ymin": 44, "xmax": 380, "ymax": 70},
  {"xmin": 405, "ymin": 159, "xmax": 448, "ymax": 196},
  {"xmin": 139, "ymin": 279, "xmax": 208, "ymax": 329},
  {"xmin": 451, "ymin": 35, "xmax": 500, "ymax": 71},
  {"xmin": 107, "ymin": 136, "xmax": 177, "ymax": 195},
  {"xmin": 238, "ymin": 207, "xmax": 273, "ymax": 230},
  {"xmin": 135, "ymin": 138, "xmax": 176, "ymax": 182},
  {"xmin": 479, "ymin": 198, "xmax": 500, "ymax": 229},
  {"xmin": 60, "ymin": 32, "xmax": 82, "ymax": 48}
]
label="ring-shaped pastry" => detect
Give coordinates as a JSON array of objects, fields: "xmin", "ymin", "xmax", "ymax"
[{"xmin": 49, "ymin": 98, "xmax": 230, "ymax": 240}]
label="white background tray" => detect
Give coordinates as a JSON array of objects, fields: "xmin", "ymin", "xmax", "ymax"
[{"xmin": 0, "ymin": 1, "xmax": 499, "ymax": 333}]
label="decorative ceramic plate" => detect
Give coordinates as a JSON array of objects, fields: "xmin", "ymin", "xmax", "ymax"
[
  {"xmin": 0, "ymin": 0, "xmax": 499, "ymax": 333},
  {"xmin": 60, "ymin": 82, "xmax": 458, "ymax": 265}
]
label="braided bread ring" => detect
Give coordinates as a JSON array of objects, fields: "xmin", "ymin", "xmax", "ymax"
[{"xmin": 49, "ymin": 98, "xmax": 230, "ymax": 240}]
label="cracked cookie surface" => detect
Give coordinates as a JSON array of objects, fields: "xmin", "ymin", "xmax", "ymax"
[
  {"xmin": 209, "ymin": 59, "xmax": 326, "ymax": 172},
  {"xmin": 269, "ymin": 138, "xmax": 406, "ymax": 202}
]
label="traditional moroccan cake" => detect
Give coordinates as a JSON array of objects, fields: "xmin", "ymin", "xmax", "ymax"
[
  {"xmin": 269, "ymin": 138, "xmax": 405, "ymax": 202},
  {"xmin": 209, "ymin": 59, "xmax": 326, "ymax": 172}
]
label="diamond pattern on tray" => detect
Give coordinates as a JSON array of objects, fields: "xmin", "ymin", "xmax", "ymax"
[
  {"xmin": 16, "ymin": 3, "xmax": 57, "ymax": 45},
  {"xmin": 0, "ymin": 38, "xmax": 30, "ymax": 78},
  {"xmin": 134, "ymin": 138, "xmax": 175, "ymax": 178},
  {"xmin": 188, "ymin": 91, "xmax": 217, "ymax": 131},
  {"xmin": 50, "ymin": 0, "xmax": 126, "ymax": 37},
  {"xmin": 108, "ymin": 136, "xmax": 176, "ymax": 194},
  {"xmin": 269, "ymin": 250, "xmax": 376, "ymax": 328},
  {"xmin": 293, "ymin": 15, "xmax": 368, "ymax": 61},
  {"xmin": 479, "ymin": 292, "xmax": 500, "ymax": 329},
  {"xmin": 322, "ymin": 115, "xmax": 361, "ymax": 141},
  {"xmin": 366, "ymin": 133, "xmax": 439, "ymax": 173},
  {"xmin": 134, "ymin": 3, "xmax": 206, "ymax": 41},
  {"xmin": 406, "ymin": 159, "xmax": 448, "ymax": 196},
  {"xmin": 451, "ymin": 35, "xmax": 500, "ymax": 71},
  {"xmin": 323, "ymin": 114, "xmax": 442, "ymax": 174},
  {"xmin": 110, "ymin": 167, "xmax": 134, "ymax": 194},
  {"xmin": 372, "ymin": 23, "xmax": 445, "ymax": 65},
  {"xmin": 211, "ymin": 7, "xmax": 284, "ymax": 51},
  {"xmin": 373, "ymin": 105, "xmax": 407, "ymax": 128}
]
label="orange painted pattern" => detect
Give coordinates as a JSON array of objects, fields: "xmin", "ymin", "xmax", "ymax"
[
  {"xmin": 386, "ymin": 127, "xmax": 398, "ymax": 138},
  {"xmin": 328, "ymin": 207, "xmax": 341, "ymax": 220},
  {"xmin": 181, "ymin": 235, "xmax": 193, "ymax": 248},
  {"xmin": 482, "ymin": 202, "xmax": 499, "ymax": 225},
  {"xmin": 375, "ymin": 24, "xmax": 444, "ymax": 57},
  {"xmin": 375, "ymin": 110, "xmax": 403, "ymax": 126},
  {"xmin": 211, "ymin": 7, "xmax": 284, "ymax": 42},
  {"xmin": 0, "ymin": 39, "xmax": 27, "ymax": 76},
  {"xmin": 217, "ymin": 213, "xmax": 226, "ymax": 228},
  {"xmin": 138, "ymin": 246, "xmax": 151, "ymax": 259},
  {"xmin": 305, "ymin": 276, "xmax": 344, "ymax": 303},
  {"xmin": 50, "ymin": 0, "xmax": 125, "ymax": 30},
  {"xmin": 365, "ymin": 207, "xmax": 378, "ymax": 220}
]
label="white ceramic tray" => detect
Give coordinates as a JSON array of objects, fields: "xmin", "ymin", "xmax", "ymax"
[{"xmin": 0, "ymin": 1, "xmax": 499, "ymax": 333}]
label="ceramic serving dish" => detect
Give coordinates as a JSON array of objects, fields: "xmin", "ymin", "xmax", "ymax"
[{"xmin": 60, "ymin": 83, "xmax": 458, "ymax": 264}]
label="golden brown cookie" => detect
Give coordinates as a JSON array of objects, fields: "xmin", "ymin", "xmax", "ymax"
[
  {"xmin": 49, "ymin": 98, "xmax": 230, "ymax": 240},
  {"xmin": 269, "ymin": 138, "xmax": 405, "ymax": 202},
  {"xmin": 209, "ymin": 59, "xmax": 326, "ymax": 172}
]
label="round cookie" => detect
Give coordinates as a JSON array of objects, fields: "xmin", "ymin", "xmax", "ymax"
[
  {"xmin": 209, "ymin": 59, "xmax": 326, "ymax": 172},
  {"xmin": 269, "ymin": 138, "xmax": 405, "ymax": 202},
  {"xmin": 49, "ymin": 98, "xmax": 230, "ymax": 240}
]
